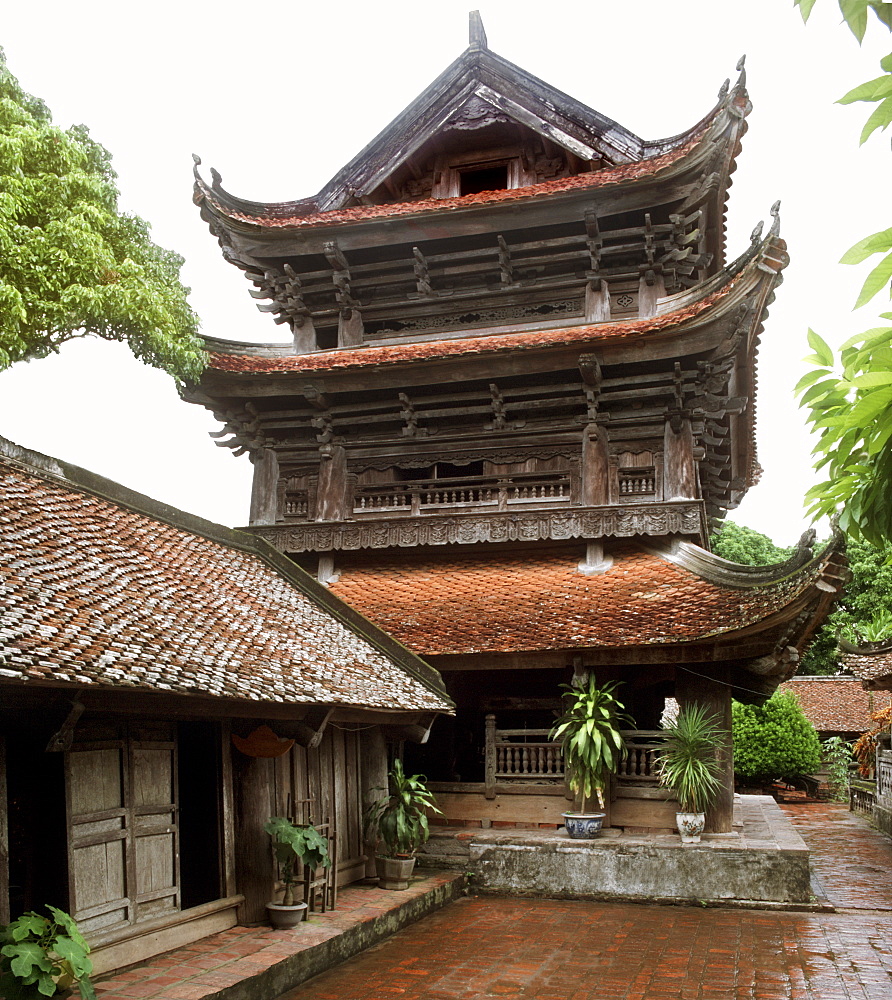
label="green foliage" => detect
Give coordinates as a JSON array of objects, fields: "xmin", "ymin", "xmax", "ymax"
[
  {"xmin": 710, "ymin": 521, "xmax": 793, "ymax": 565},
  {"xmin": 795, "ymin": 4, "xmax": 892, "ymax": 544},
  {"xmin": 0, "ymin": 48, "xmax": 204, "ymax": 385},
  {"xmin": 363, "ymin": 760, "xmax": 441, "ymax": 858},
  {"xmin": 549, "ymin": 675, "xmax": 634, "ymax": 813},
  {"xmin": 732, "ymin": 691, "xmax": 823, "ymax": 785},
  {"xmin": 0, "ymin": 907, "xmax": 95, "ymax": 1000},
  {"xmin": 801, "ymin": 537, "xmax": 892, "ymax": 672},
  {"xmin": 798, "ymin": 320, "xmax": 892, "ymax": 544},
  {"xmin": 264, "ymin": 817, "xmax": 331, "ymax": 905},
  {"xmin": 657, "ymin": 705, "xmax": 727, "ymax": 813},
  {"xmin": 822, "ymin": 735, "xmax": 854, "ymax": 800}
]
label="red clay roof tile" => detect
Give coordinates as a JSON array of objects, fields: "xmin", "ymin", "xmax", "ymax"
[
  {"xmin": 0, "ymin": 453, "xmax": 449, "ymax": 711},
  {"xmin": 327, "ymin": 546, "xmax": 819, "ymax": 657},
  {"xmin": 780, "ymin": 677, "xmax": 892, "ymax": 733}
]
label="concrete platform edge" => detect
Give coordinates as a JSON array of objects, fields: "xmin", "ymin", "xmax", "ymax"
[{"xmin": 209, "ymin": 875, "xmax": 466, "ymax": 1000}]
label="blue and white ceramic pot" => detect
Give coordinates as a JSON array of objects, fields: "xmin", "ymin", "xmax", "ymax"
[{"xmin": 561, "ymin": 812, "xmax": 605, "ymax": 839}]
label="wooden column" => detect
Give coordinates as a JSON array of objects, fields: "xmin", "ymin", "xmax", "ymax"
[
  {"xmin": 663, "ymin": 418, "xmax": 697, "ymax": 500},
  {"xmin": 638, "ymin": 273, "xmax": 666, "ymax": 319},
  {"xmin": 315, "ymin": 445, "xmax": 349, "ymax": 521},
  {"xmin": 484, "ymin": 714, "xmax": 497, "ymax": 799},
  {"xmin": 0, "ymin": 736, "xmax": 9, "ymax": 925},
  {"xmin": 359, "ymin": 727, "xmax": 388, "ymax": 877},
  {"xmin": 249, "ymin": 449, "xmax": 279, "ymax": 526},
  {"xmin": 233, "ymin": 746, "xmax": 275, "ymax": 923},
  {"xmin": 581, "ymin": 423, "xmax": 609, "ymax": 506},
  {"xmin": 675, "ymin": 665, "xmax": 734, "ymax": 833},
  {"xmin": 584, "ymin": 281, "xmax": 610, "ymax": 323}
]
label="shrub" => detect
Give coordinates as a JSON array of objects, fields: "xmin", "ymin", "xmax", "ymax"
[{"xmin": 732, "ymin": 691, "xmax": 822, "ymax": 786}]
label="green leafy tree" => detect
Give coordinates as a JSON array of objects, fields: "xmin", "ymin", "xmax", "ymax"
[
  {"xmin": 732, "ymin": 690, "xmax": 823, "ymax": 786},
  {"xmin": 0, "ymin": 48, "xmax": 204, "ymax": 385},
  {"xmin": 794, "ymin": 2, "xmax": 892, "ymax": 544},
  {"xmin": 710, "ymin": 521, "xmax": 793, "ymax": 565},
  {"xmin": 800, "ymin": 537, "xmax": 892, "ymax": 671}
]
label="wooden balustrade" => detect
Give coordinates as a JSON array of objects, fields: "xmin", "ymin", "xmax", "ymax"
[
  {"xmin": 850, "ymin": 779, "xmax": 876, "ymax": 816},
  {"xmin": 876, "ymin": 749, "xmax": 892, "ymax": 802},
  {"xmin": 615, "ymin": 730, "xmax": 666, "ymax": 784},
  {"xmin": 353, "ymin": 472, "xmax": 571, "ymax": 515},
  {"xmin": 482, "ymin": 716, "xmax": 667, "ymax": 800}
]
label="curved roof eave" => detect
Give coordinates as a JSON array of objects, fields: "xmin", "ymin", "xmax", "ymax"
[
  {"xmin": 192, "ymin": 51, "xmax": 748, "ymax": 234},
  {"xmin": 200, "ymin": 228, "xmax": 786, "ymax": 377}
]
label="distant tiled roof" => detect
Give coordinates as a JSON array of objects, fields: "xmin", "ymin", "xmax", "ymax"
[
  {"xmin": 0, "ymin": 441, "xmax": 450, "ymax": 712},
  {"xmin": 843, "ymin": 643, "xmax": 892, "ymax": 691},
  {"xmin": 780, "ymin": 676, "xmax": 892, "ymax": 733},
  {"xmin": 327, "ymin": 544, "xmax": 837, "ymax": 657}
]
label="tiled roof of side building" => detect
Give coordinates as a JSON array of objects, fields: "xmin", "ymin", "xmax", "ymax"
[
  {"xmin": 780, "ymin": 676, "xmax": 892, "ymax": 732},
  {"xmin": 327, "ymin": 543, "xmax": 841, "ymax": 658},
  {"xmin": 841, "ymin": 641, "xmax": 892, "ymax": 690},
  {"xmin": 0, "ymin": 439, "xmax": 451, "ymax": 712}
]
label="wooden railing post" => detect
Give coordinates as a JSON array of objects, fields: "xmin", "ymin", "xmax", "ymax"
[{"xmin": 484, "ymin": 714, "xmax": 497, "ymax": 799}]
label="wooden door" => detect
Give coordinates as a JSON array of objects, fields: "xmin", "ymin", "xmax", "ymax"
[{"xmin": 66, "ymin": 722, "xmax": 179, "ymax": 935}]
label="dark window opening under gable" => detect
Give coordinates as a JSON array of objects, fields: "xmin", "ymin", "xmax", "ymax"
[{"xmin": 460, "ymin": 164, "xmax": 509, "ymax": 195}]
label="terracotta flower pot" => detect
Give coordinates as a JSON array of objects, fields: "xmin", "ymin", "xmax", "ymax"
[
  {"xmin": 266, "ymin": 901, "xmax": 308, "ymax": 928},
  {"xmin": 376, "ymin": 855, "xmax": 416, "ymax": 890}
]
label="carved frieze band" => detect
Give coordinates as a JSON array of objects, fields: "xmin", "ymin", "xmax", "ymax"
[{"xmin": 250, "ymin": 502, "xmax": 705, "ymax": 553}]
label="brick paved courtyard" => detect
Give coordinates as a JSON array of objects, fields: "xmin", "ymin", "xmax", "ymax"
[{"xmin": 279, "ymin": 803, "xmax": 892, "ymax": 1000}]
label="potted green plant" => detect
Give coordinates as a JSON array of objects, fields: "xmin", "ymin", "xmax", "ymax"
[
  {"xmin": 264, "ymin": 817, "xmax": 332, "ymax": 927},
  {"xmin": 363, "ymin": 760, "xmax": 442, "ymax": 889},
  {"xmin": 549, "ymin": 674, "xmax": 633, "ymax": 838},
  {"xmin": 0, "ymin": 906, "xmax": 95, "ymax": 1000},
  {"xmin": 657, "ymin": 703, "xmax": 727, "ymax": 843}
]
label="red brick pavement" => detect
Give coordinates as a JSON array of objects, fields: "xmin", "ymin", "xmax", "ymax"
[
  {"xmin": 279, "ymin": 803, "xmax": 892, "ymax": 1000},
  {"xmin": 279, "ymin": 895, "xmax": 892, "ymax": 1000},
  {"xmin": 781, "ymin": 801, "xmax": 892, "ymax": 909}
]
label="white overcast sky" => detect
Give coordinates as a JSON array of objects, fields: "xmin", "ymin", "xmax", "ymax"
[{"xmin": 0, "ymin": 0, "xmax": 889, "ymax": 544}]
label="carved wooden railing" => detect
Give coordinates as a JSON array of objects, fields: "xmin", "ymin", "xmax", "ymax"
[
  {"xmin": 483, "ymin": 717, "xmax": 667, "ymax": 800},
  {"xmin": 876, "ymin": 749, "xmax": 892, "ymax": 803},
  {"xmin": 849, "ymin": 779, "xmax": 876, "ymax": 816},
  {"xmin": 616, "ymin": 730, "xmax": 667, "ymax": 785},
  {"xmin": 353, "ymin": 472, "xmax": 571, "ymax": 516}
]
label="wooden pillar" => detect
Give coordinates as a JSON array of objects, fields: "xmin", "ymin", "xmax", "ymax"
[
  {"xmin": 292, "ymin": 316, "xmax": 318, "ymax": 355},
  {"xmin": 484, "ymin": 714, "xmax": 497, "ymax": 799},
  {"xmin": 249, "ymin": 449, "xmax": 279, "ymax": 526},
  {"xmin": 233, "ymin": 747, "xmax": 275, "ymax": 923},
  {"xmin": 663, "ymin": 418, "xmax": 697, "ymax": 500},
  {"xmin": 315, "ymin": 445, "xmax": 349, "ymax": 521},
  {"xmin": 359, "ymin": 727, "xmax": 388, "ymax": 877},
  {"xmin": 338, "ymin": 309, "xmax": 364, "ymax": 347},
  {"xmin": 675, "ymin": 665, "xmax": 734, "ymax": 833},
  {"xmin": 0, "ymin": 735, "xmax": 9, "ymax": 924},
  {"xmin": 584, "ymin": 281, "xmax": 610, "ymax": 323},
  {"xmin": 638, "ymin": 273, "xmax": 666, "ymax": 319},
  {"xmin": 219, "ymin": 722, "xmax": 237, "ymax": 899},
  {"xmin": 581, "ymin": 423, "xmax": 609, "ymax": 506}
]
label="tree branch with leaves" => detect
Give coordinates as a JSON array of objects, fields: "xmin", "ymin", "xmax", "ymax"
[
  {"xmin": 0, "ymin": 48, "xmax": 205, "ymax": 387},
  {"xmin": 794, "ymin": 1, "xmax": 892, "ymax": 543}
]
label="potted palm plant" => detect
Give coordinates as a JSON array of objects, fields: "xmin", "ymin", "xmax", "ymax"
[
  {"xmin": 264, "ymin": 817, "xmax": 331, "ymax": 927},
  {"xmin": 549, "ymin": 674, "xmax": 633, "ymax": 838},
  {"xmin": 657, "ymin": 704, "xmax": 727, "ymax": 843},
  {"xmin": 363, "ymin": 759, "xmax": 442, "ymax": 889}
]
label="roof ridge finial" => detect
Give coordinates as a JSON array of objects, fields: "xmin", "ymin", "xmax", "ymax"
[
  {"xmin": 735, "ymin": 54, "xmax": 747, "ymax": 89},
  {"xmin": 469, "ymin": 10, "xmax": 488, "ymax": 49},
  {"xmin": 769, "ymin": 199, "xmax": 781, "ymax": 236}
]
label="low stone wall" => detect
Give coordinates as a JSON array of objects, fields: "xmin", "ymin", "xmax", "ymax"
[{"xmin": 468, "ymin": 795, "xmax": 812, "ymax": 906}]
